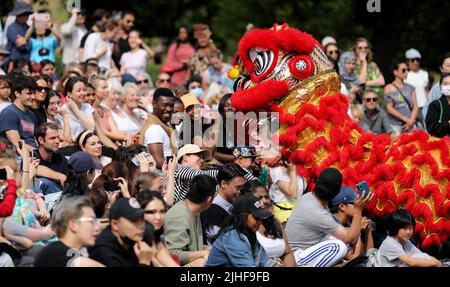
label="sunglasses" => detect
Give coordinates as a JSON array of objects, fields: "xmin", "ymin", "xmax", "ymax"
[
  {"xmin": 327, "ymin": 50, "xmax": 339, "ymax": 55},
  {"xmin": 409, "ymin": 58, "xmax": 420, "ymax": 63},
  {"xmin": 357, "ymin": 46, "xmax": 369, "ymax": 50},
  {"xmin": 137, "ymin": 79, "xmax": 149, "ymax": 84},
  {"xmin": 157, "ymin": 79, "xmax": 170, "ymax": 83},
  {"xmin": 365, "ymin": 97, "xmax": 377, "ymax": 102},
  {"xmin": 400, "ymin": 68, "xmax": 409, "ymax": 73},
  {"xmin": 37, "ymin": 87, "xmax": 50, "ymax": 93}
]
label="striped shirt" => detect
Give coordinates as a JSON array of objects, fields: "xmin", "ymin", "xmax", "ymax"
[{"xmin": 174, "ymin": 165, "xmax": 258, "ymax": 203}]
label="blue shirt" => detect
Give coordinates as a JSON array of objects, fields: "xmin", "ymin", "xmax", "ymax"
[
  {"xmin": 6, "ymin": 21, "xmax": 30, "ymax": 62},
  {"xmin": 0, "ymin": 104, "xmax": 38, "ymax": 148},
  {"xmin": 29, "ymin": 35, "xmax": 58, "ymax": 63},
  {"xmin": 205, "ymin": 228, "xmax": 273, "ymax": 267}
]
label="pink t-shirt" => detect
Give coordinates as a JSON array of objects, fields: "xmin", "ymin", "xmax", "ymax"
[
  {"xmin": 119, "ymin": 49, "xmax": 148, "ymax": 78},
  {"xmin": 165, "ymin": 42, "xmax": 195, "ymax": 87}
]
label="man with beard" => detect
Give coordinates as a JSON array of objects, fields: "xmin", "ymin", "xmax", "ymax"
[{"xmin": 112, "ymin": 11, "xmax": 135, "ymax": 68}]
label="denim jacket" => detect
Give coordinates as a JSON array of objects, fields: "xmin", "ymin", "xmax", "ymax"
[{"xmin": 205, "ymin": 228, "xmax": 274, "ymax": 267}]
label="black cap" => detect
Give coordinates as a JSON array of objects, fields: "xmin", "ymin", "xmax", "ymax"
[
  {"xmin": 233, "ymin": 194, "xmax": 273, "ymax": 220},
  {"xmin": 109, "ymin": 198, "xmax": 145, "ymax": 221}
]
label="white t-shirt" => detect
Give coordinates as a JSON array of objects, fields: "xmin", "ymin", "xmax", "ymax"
[
  {"xmin": 109, "ymin": 107, "xmax": 142, "ymax": 135},
  {"xmin": 0, "ymin": 102, "xmax": 12, "ymax": 114},
  {"xmin": 405, "ymin": 69, "xmax": 429, "ymax": 108},
  {"xmin": 67, "ymin": 103, "xmax": 94, "ymax": 141},
  {"xmin": 83, "ymin": 32, "xmax": 113, "ymax": 71},
  {"xmin": 269, "ymin": 166, "xmax": 304, "ymax": 203},
  {"xmin": 119, "ymin": 49, "xmax": 148, "ymax": 78},
  {"xmin": 143, "ymin": 124, "xmax": 173, "ymax": 156}
]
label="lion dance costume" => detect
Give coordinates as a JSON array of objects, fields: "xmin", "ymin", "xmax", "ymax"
[{"xmin": 230, "ymin": 24, "xmax": 450, "ymax": 249}]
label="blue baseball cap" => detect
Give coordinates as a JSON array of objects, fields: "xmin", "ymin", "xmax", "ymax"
[
  {"xmin": 331, "ymin": 186, "xmax": 356, "ymax": 207},
  {"xmin": 68, "ymin": 151, "xmax": 102, "ymax": 173}
]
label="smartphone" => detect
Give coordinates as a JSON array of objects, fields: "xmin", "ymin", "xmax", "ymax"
[
  {"xmin": 34, "ymin": 13, "xmax": 50, "ymax": 30},
  {"xmin": 18, "ymin": 141, "xmax": 23, "ymax": 150},
  {"xmin": 29, "ymin": 150, "xmax": 35, "ymax": 158},
  {"xmin": 165, "ymin": 156, "xmax": 173, "ymax": 163},
  {"xmin": 143, "ymin": 222, "xmax": 154, "ymax": 246},
  {"xmin": 131, "ymin": 152, "xmax": 153, "ymax": 167},
  {"xmin": 103, "ymin": 180, "xmax": 121, "ymax": 192},
  {"xmin": 0, "ymin": 169, "xmax": 6, "ymax": 180},
  {"xmin": 355, "ymin": 181, "xmax": 370, "ymax": 198}
]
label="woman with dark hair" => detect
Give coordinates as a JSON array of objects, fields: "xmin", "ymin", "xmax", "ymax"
[
  {"xmin": 214, "ymin": 93, "xmax": 236, "ymax": 164},
  {"xmin": 164, "ymin": 25, "xmax": 195, "ymax": 88},
  {"xmin": 75, "ymin": 129, "xmax": 111, "ymax": 169},
  {"xmin": 44, "ymin": 89, "xmax": 72, "ymax": 146},
  {"xmin": 384, "ymin": 60, "xmax": 420, "ymax": 136},
  {"xmin": 425, "ymin": 73, "xmax": 450, "ymax": 137},
  {"xmin": 61, "ymin": 151, "xmax": 100, "ymax": 200},
  {"xmin": 137, "ymin": 190, "xmax": 180, "ymax": 267},
  {"xmin": 241, "ymin": 180, "xmax": 296, "ymax": 267},
  {"xmin": 205, "ymin": 194, "xmax": 277, "ymax": 267},
  {"xmin": 63, "ymin": 76, "xmax": 95, "ymax": 142}
]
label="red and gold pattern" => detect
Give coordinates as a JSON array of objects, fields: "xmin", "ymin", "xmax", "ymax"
[{"xmin": 231, "ymin": 24, "xmax": 450, "ymax": 249}]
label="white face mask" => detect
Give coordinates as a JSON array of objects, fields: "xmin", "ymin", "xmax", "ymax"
[{"xmin": 441, "ymin": 85, "xmax": 450, "ymax": 96}]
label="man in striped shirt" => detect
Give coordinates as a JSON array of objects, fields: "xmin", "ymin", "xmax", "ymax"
[{"xmin": 174, "ymin": 144, "xmax": 258, "ymax": 203}]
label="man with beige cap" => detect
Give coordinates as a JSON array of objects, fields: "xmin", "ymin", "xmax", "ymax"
[{"xmin": 174, "ymin": 144, "xmax": 217, "ymax": 203}]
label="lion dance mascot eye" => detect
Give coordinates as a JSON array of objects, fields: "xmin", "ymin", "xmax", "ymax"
[{"xmin": 231, "ymin": 23, "xmax": 450, "ymax": 250}]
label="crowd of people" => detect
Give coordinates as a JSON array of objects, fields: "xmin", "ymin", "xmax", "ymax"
[{"xmin": 0, "ymin": 1, "xmax": 449, "ymax": 267}]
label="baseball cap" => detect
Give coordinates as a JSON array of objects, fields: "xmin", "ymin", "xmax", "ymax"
[
  {"xmin": 331, "ymin": 186, "xmax": 357, "ymax": 207},
  {"xmin": 109, "ymin": 197, "xmax": 145, "ymax": 221},
  {"xmin": 68, "ymin": 151, "xmax": 103, "ymax": 172},
  {"xmin": 232, "ymin": 146, "xmax": 257, "ymax": 159},
  {"xmin": 10, "ymin": 2, "xmax": 34, "ymax": 16},
  {"xmin": 233, "ymin": 194, "xmax": 273, "ymax": 220},
  {"xmin": 405, "ymin": 48, "xmax": 421, "ymax": 60},
  {"xmin": 321, "ymin": 36, "xmax": 337, "ymax": 48},
  {"xmin": 177, "ymin": 144, "xmax": 211, "ymax": 163}
]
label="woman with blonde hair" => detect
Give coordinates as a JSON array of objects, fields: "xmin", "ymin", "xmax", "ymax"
[{"xmin": 353, "ymin": 38, "xmax": 385, "ymax": 100}]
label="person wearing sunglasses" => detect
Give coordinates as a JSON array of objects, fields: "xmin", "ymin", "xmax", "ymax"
[
  {"xmin": 154, "ymin": 72, "xmax": 171, "ymax": 89},
  {"xmin": 325, "ymin": 43, "xmax": 340, "ymax": 62},
  {"xmin": 30, "ymin": 75, "xmax": 50, "ymax": 126},
  {"xmin": 353, "ymin": 38, "xmax": 385, "ymax": 102},
  {"xmin": 404, "ymin": 48, "xmax": 429, "ymax": 127},
  {"xmin": 384, "ymin": 60, "xmax": 420, "ymax": 136},
  {"xmin": 360, "ymin": 89, "xmax": 395, "ymax": 139},
  {"xmin": 34, "ymin": 196, "xmax": 104, "ymax": 267}
]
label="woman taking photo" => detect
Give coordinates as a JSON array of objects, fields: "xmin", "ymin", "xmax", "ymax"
[
  {"xmin": 384, "ymin": 60, "xmax": 420, "ymax": 136},
  {"xmin": 137, "ymin": 190, "xmax": 180, "ymax": 267}
]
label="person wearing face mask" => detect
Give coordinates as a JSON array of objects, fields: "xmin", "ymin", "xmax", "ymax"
[
  {"xmin": 186, "ymin": 75, "xmax": 204, "ymax": 100},
  {"xmin": 422, "ymin": 53, "xmax": 450, "ymax": 119},
  {"xmin": 89, "ymin": 197, "xmax": 156, "ymax": 267},
  {"xmin": 425, "ymin": 73, "xmax": 450, "ymax": 138}
]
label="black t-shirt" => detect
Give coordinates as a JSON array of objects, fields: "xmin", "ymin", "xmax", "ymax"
[
  {"xmin": 113, "ymin": 37, "xmax": 131, "ymax": 68},
  {"xmin": 34, "ymin": 241, "xmax": 73, "ymax": 267},
  {"xmin": 36, "ymin": 150, "xmax": 69, "ymax": 175},
  {"xmin": 30, "ymin": 106, "xmax": 47, "ymax": 127}
]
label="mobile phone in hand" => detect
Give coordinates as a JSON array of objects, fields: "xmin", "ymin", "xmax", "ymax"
[
  {"xmin": 166, "ymin": 156, "xmax": 174, "ymax": 163},
  {"xmin": 355, "ymin": 181, "xmax": 370, "ymax": 198},
  {"xmin": 18, "ymin": 141, "xmax": 23, "ymax": 150},
  {"xmin": 103, "ymin": 180, "xmax": 121, "ymax": 192},
  {"xmin": 0, "ymin": 169, "xmax": 6, "ymax": 180}
]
